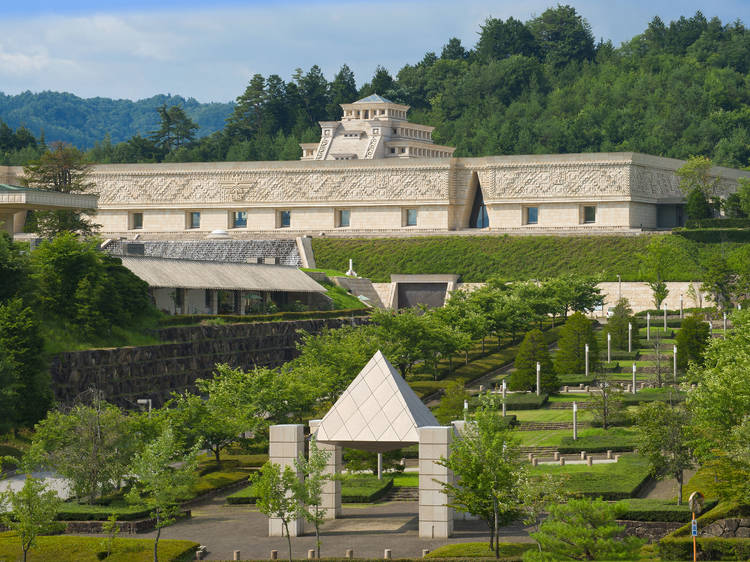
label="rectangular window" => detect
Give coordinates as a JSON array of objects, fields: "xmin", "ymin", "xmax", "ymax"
[
  {"xmin": 583, "ymin": 205, "xmax": 596, "ymax": 224},
  {"xmin": 131, "ymin": 212, "xmax": 143, "ymax": 230},
  {"xmin": 188, "ymin": 211, "xmax": 201, "ymax": 229},
  {"xmin": 205, "ymin": 289, "xmax": 212, "ymax": 309},
  {"xmin": 175, "ymin": 288, "xmax": 184, "ymax": 308},
  {"xmin": 526, "ymin": 207, "xmax": 538, "ymax": 225},
  {"xmin": 405, "ymin": 208, "xmax": 418, "ymax": 227},
  {"xmin": 338, "ymin": 209, "xmax": 351, "ymax": 228},
  {"xmin": 232, "ymin": 211, "xmax": 247, "ymax": 228},
  {"xmin": 279, "ymin": 210, "xmax": 291, "ymax": 228}
]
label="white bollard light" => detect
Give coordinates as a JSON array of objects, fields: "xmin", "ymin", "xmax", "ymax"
[
  {"xmin": 628, "ymin": 322, "xmax": 632, "ymax": 353},
  {"xmin": 572, "ymin": 401, "xmax": 578, "ymax": 440},
  {"xmin": 607, "ymin": 332, "xmax": 611, "ymax": 363},
  {"xmin": 647, "ymin": 312, "xmax": 650, "ymax": 340},
  {"xmin": 632, "ymin": 363, "xmax": 637, "ymax": 394}
]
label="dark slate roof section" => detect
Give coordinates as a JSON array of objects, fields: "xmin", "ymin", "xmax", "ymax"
[{"xmin": 105, "ymin": 239, "xmax": 302, "ymax": 267}]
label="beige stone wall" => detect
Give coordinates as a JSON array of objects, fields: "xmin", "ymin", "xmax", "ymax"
[
  {"xmin": 596, "ymin": 281, "xmax": 710, "ymax": 316},
  {"xmin": 7, "ymin": 153, "xmax": 750, "ymax": 237}
]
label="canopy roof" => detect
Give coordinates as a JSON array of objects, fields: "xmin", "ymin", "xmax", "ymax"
[
  {"xmin": 0, "ymin": 184, "xmax": 97, "ymax": 210},
  {"xmin": 315, "ymin": 351, "xmax": 438, "ymax": 452},
  {"xmin": 120, "ymin": 256, "xmax": 326, "ymax": 293}
]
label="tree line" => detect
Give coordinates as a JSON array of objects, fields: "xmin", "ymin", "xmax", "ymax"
[{"xmin": 4, "ymin": 7, "xmax": 750, "ymax": 169}]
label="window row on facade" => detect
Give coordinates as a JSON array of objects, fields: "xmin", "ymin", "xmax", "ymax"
[{"xmin": 128, "ymin": 208, "xmax": 422, "ymax": 231}]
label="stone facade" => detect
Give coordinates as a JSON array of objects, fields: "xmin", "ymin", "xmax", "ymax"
[{"xmin": 2, "ymin": 152, "xmax": 749, "ymax": 238}]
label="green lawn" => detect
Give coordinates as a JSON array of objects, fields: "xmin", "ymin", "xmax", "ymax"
[
  {"xmin": 0, "ymin": 534, "xmax": 198, "ymax": 561},
  {"xmin": 339, "ymin": 474, "xmax": 393, "ymax": 502},
  {"xmin": 531, "ymin": 454, "xmax": 650, "ymax": 499},
  {"xmin": 513, "ymin": 409, "xmax": 593, "ymax": 423},
  {"xmin": 516, "ymin": 427, "xmax": 636, "ymax": 448},
  {"xmin": 392, "ymin": 473, "xmax": 418, "ymax": 487}
]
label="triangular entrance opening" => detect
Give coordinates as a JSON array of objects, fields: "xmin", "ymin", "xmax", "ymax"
[{"xmin": 469, "ymin": 182, "xmax": 489, "ymax": 228}]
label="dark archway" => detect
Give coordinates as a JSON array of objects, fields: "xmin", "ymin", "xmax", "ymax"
[{"xmin": 469, "ymin": 182, "xmax": 489, "ymax": 228}]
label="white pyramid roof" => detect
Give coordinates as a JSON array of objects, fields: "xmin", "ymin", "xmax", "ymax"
[{"xmin": 314, "ymin": 350, "xmax": 438, "ymax": 452}]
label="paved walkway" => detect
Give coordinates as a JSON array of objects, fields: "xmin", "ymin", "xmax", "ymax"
[
  {"xmin": 129, "ymin": 492, "xmax": 533, "ymax": 560},
  {"xmin": 0, "ymin": 471, "xmax": 71, "ymax": 500},
  {"xmin": 638, "ymin": 469, "xmax": 697, "ymax": 500}
]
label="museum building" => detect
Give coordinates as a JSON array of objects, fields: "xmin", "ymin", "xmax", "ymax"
[{"xmin": 2, "ymin": 94, "xmax": 749, "ymax": 238}]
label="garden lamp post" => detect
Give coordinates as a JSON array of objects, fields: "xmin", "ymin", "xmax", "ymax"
[
  {"xmin": 572, "ymin": 401, "xmax": 578, "ymax": 441},
  {"xmin": 607, "ymin": 332, "xmax": 611, "ymax": 363},
  {"xmin": 628, "ymin": 322, "xmax": 632, "ymax": 353},
  {"xmin": 647, "ymin": 312, "xmax": 650, "ymax": 340},
  {"xmin": 632, "ymin": 363, "xmax": 637, "ymax": 394},
  {"xmin": 673, "ymin": 344, "xmax": 678, "ymax": 382},
  {"xmin": 137, "ymin": 398, "xmax": 152, "ymax": 418}
]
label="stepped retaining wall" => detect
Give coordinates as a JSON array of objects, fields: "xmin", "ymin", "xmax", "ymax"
[{"xmin": 49, "ymin": 316, "xmax": 369, "ymax": 408}]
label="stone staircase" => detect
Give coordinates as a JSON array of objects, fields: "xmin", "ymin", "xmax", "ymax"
[
  {"xmin": 519, "ymin": 446, "xmax": 558, "ymax": 455},
  {"xmin": 332, "ymin": 277, "xmax": 384, "ymax": 308},
  {"xmin": 518, "ymin": 421, "xmax": 587, "ymax": 431},
  {"xmin": 381, "ymin": 486, "xmax": 419, "ymax": 501}
]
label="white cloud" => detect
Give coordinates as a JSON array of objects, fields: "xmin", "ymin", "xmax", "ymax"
[{"xmin": 0, "ymin": 0, "xmax": 746, "ymax": 101}]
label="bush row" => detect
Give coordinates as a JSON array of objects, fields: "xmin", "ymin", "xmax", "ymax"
[
  {"xmin": 657, "ymin": 537, "xmax": 750, "ymax": 560},
  {"xmin": 340, "ymin": 477, "xmax": 393, "ymax": 503},
  {"xmin": 685, "ymin": 217, "xmax": 750, "ymax": 229},
  {"xmin": 620, "ymin": 499, "xmax": 718, "ymax": 522},
  {"xmin": 504, "ymin": 393, "xmax": 549, "ymax": 410},
  {"xmin": 158, "ymin": 308, "xmax": 370, "ymax": 327},
  {"xmin": 674, "ymin": 228, "xmax": 750, "ymax": 243}
]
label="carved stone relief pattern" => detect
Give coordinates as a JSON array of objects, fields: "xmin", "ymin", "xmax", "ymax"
[
  {"xmin": 93, "ymin": 168, "xmax": 450, "ymax": 204},
  {"xmin": 472, "ymin": 164, "xmax": 630, "ymax": 198},
  {"xmin": 630, "ymin": 166, "xmax": 682, "ymax": 197},
  {"xmin": 314, "ymin": 138, "xmax": 330, "ymax": 160}
]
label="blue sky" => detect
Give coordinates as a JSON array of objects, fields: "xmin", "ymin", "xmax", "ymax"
[{"xmin": 1, "ymin": 0, "xmax": 748, "ymax": 102}]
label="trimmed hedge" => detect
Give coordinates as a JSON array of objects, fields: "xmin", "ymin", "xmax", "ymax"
[
  {"xmin": 657, "ymin": 537, "xmax": 750, "ymax": 560},
  {"xmin": 621, "ymin": 389, "xmax": 686, "ymax": 405},
  {"xmin": 620, "ymin": 498, "xmax": 718, "ymax": 522},
  {"xmin": 55, "ymin": 504, "xmax": 151, "ymax": 521},
  {"xmin": 503, "ymin": 393, "xmax": 549, "ymax": 410},
  {"xmin": 674, "ymin": 228, "xmax": 750, "ymax": 243},
  {"xmin": 158, "ymin": 308, "xmax": 370, "ymax": 327},
  {"xmin": 685, "ymin": 218, "xmax": 750, "ymax": 229}
]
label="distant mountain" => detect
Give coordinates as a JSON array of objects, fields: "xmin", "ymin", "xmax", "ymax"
[{"xmin": 0, "ymin": 91, "xmax": 234, "ymax": 149}]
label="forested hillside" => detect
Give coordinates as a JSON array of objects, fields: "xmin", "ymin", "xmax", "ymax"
[
  {"xmin": 0, "ymin": 92, "xmax": 232, "ymax": 150},
  {"xmin": 2, "ymin": 6, "xmax": 750, "ymax": 168}
]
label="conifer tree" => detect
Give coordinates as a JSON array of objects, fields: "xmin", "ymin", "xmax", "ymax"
[
  {"xmin": 554, "ymin": 312, "xmax": 598, "ymax": 375},
  {"xmin": 510, "ymin": 329, "xmax": 556, "ymax": 392}
]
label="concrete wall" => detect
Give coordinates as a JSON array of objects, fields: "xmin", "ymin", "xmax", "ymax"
[{"xmin": 49, "ymin": 316, "xmax": 369, "ymax": 408}]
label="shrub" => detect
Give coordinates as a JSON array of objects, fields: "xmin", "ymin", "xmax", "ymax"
[
  {"xmin": 425, "ymin": 542, "xmax": 534, "ymax": 559},
  {"xmin": 685, "ymin": 217, "xmax": 750, "ymax": 229},
  {"xmin": 503, "ymin": 393, "xmax": 548, "ymax": 410},
  {"xmin": 657, "ymin": 537, "xmax": 750, "ymax": 560},
  {"xmin": 619, "ymin": 498, "xmax": 717, "ymax": 522},
  {"xmin": 676, "ymin": 315, "xmax": 710, "ymax": 370},
  {"xmin": 158, "ymin": 308, "xmax": 370, "ymax": 327}
]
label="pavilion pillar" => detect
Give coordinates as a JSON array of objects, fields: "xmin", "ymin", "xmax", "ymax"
[
  {"xmin": 309, "ymin": 420, "xmax": 342, "ymax": 519},
  {"xmin": 0, "ymin": 212, "xmax": 14, "ymax": 234},
  {"xmin": 418, "ymin": 426, "xmax": 454, "ymax": 538},
  {"xmin": 268, "ymin": 424, "xmax": 304, "ymax": 537}
]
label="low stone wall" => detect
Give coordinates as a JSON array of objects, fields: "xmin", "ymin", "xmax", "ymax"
[
  {"xmin": 618, "ymin": 520, "xmax": 684, "ymax": 542},
  {"xmin": 701, "ymin": 517, "xmax": 750, "ymax": 538},
  {"xmin": 50, "ymin": 316, "xmax": 369, "ymax": 408}
]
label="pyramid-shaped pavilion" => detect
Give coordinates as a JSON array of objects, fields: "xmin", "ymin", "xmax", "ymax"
[{"xmin": 314, "ymin": 351, "xmax": 438, "ymax": 452}]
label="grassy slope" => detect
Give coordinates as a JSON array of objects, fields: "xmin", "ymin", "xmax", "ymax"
[{"xmin": 312, "ymin": 235, "xmax": 740, "ymax": 283}]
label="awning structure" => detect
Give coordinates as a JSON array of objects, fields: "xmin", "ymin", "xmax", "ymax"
[
  {"xmin": 120, "ymin": 256, "xmax": 326, "ymax": 293},
  {"xmin": 0, "ymin": 184, "xmax": 98, "ymax": 210}
]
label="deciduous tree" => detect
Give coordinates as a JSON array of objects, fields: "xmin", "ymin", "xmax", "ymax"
[
  {"xmin": 0, "ymin": 476, "xmax": 63, "ymax": 562},
  {"xmin": 126, "ymin": 425, "xmax": 199, "ymax": 562},
  {"xmin": 635, "ymin": 402, "xmax": 694, "ymax": 504},
  {"xmin": 255, "ymin": 461, "xmax": 301, "ymax": 562}
]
